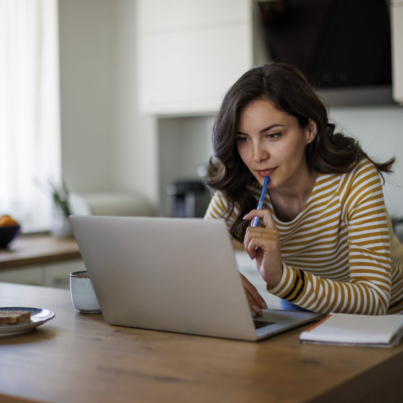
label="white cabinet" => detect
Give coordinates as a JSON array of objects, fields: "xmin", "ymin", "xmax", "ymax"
[
  {"xmin": 137, "ymin": 0, "xmax": 253, "ymax": 116},
  {"xmin": 44, "ymin": 261, "xmax": 86, "ymax": 289},
  {"xmin": 0, "ymin": 260, "xmax": 86, "ymax": 290},
  {"xmin": 137, "ymin": 0, "xmax": 250, "ymax": 33},
  {"xmin": 0, "ymin": 267, "xmax": 44, "ymax": 287},
  {"xmin": 137, "ymin": 0, "xmax": 403, "ymax": 111},
  {"xmin": 392, "ymin": 0, "xmax": 403, "ymax": 104}
]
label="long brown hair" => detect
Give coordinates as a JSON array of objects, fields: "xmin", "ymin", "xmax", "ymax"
[{"xmin": 206, "ymin": 62, "xmax": 395, "ymax": 243}]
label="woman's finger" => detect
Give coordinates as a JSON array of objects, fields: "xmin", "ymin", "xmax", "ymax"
[
  {"xmin": 244, "ymin": 208, "xmax": 277, "ymax": 230},
  {"xmin": 245, "ymin": 233, "xmax": 278, "ymax": 256},
  {"xmin": 244, "ymin": 228, "xmax": 278, "ymax": 259},
  {"xmin": 244, "ymin": 231, "xmax": 283, "ymax": 285},
  {"xmin": 245, "ymin": 289, "xmax": 263, "ymax": 315},
  {"xmin": 244, "ymin": 228, "xmax": 261, "ymax": 259},
  {"xmin": 240, "ymin": 274, "xmax": 268, "ymax": 311}
]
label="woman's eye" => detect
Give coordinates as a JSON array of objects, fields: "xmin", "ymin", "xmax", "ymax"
[
  {"xmin": 236, "ymin": 137, "xmax": 248, "ymax": 144},
  {"xmin": 267, "ymin": 132, "xmax": 281, "ymax": 139}
]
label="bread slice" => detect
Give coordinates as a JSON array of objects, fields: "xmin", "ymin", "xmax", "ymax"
[{"xmin": 0, "ymin": 311, "xmax": 31, "ymax": 325}]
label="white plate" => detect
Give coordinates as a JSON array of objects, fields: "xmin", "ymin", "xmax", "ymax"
[{"xmin": 0, "ymin": 307, "xmax": 55, "ymax": 336}]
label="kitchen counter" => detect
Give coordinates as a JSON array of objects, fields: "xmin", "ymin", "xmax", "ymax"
[
  {"xmin": 0, "ymin": 235, "xmax": 81, "ymax": 271},
  {"xmin": 2, "ymin": 282, "xmax": 403, "ymax": 403}
]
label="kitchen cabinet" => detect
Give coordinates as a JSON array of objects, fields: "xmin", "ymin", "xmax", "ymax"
[
  {"xmin": 44, "ymin": 260, "xmax": 86, "ymax": 289},
  {"xmin": 392, "ymin": 0, "xmax": 403, "ymax": 104},
  {"xmin": 137, "ymin": 1, "xmax": 403, "ymax": 112},
  {"xmin": 137, "ymin": 0, "xmax": 250, "ymax": 33},
  {"xmin": 0, "ymin": 260, "xmax": 86, "ymax": 289},
  {"xmin": 137, "ymin": 0, "xmax": 253, "ymax": 116},
  {"xmin": 0, "ymin": 266, "xmax": 44, "ymax": 287},
  {"xmin": 0, "ymin": 235, "xmax": 84, "ymax": 289}
]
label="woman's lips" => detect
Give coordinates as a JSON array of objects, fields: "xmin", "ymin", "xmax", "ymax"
[{"xmin": 257, "ymin": 167, "xmax": 277, "ymax": 177}]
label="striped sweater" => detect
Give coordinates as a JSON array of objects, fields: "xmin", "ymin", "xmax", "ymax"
[{"xmin": 205, "ymin": 159, "xmax": 403, "ymax": 315}]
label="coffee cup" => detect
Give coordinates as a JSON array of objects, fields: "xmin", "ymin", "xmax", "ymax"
[{"xmin": 70, "ymin": 271, "xmax": 101, "ymax": 313}]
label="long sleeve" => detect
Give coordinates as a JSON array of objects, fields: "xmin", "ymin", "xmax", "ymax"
[
  {"xmin": 269, "ymin": 160, "xmax": 392, "ymax": 315},
  {"xmin": 204, "ymin": 191, "xmax": 238, "ymax": 230}
]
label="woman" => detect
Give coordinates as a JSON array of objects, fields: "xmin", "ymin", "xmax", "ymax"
[{"xmin": 205, "ymin": 62, "xmax": 403, "ymax": 316}]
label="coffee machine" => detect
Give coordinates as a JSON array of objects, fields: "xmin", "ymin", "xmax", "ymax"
[{"xmin": 167, "ymin": 180, "xmax": 211, "ymax": 218}]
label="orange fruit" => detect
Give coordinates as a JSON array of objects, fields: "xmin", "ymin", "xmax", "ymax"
[{"xmin": 0, "ymin": 216, "xmax": 18, "ymax": 227}]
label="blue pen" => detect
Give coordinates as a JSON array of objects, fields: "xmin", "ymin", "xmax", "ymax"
[{"xmin": 251, "ymin": 176, "xmax": 270, "ymax": 227}]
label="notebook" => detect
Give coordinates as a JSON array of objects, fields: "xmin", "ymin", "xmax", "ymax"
[
  {"xmin": 300, "ymin": 313, "xmax": 403, "ymax": 347},
  {"xmin": 70, "ymin": 215, "xmax": 321, "ymax": 341}
]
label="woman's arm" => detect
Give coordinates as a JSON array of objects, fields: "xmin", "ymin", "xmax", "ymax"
[
  {"xmin": 205, "ymin": 191, "xmax": 267, "ymax": 315},
  {"xmin": 244, "ymin": 162, "xmax": 392, "ymax": 315}
]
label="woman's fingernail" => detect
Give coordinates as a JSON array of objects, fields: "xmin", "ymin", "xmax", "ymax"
[
  {"xmin": 261, "ymin": 301, "xmax": 268, "ymax": 309},
  {"xmin": 252, "ymin": 305, "xmax": 260, "ymax": 313},
  {"xmin": 243, "ymin": 214, "xmax": 248, "ymax": 219}
]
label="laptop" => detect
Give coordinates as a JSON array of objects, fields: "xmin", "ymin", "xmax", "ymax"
[{"xmin": 70, "ymin": 216, "xmax": 321, "ymax": 341}]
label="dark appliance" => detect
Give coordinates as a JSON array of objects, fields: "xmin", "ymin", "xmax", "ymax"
[
  {"xmin": 255, "ymin": 0, "xmax": 393, "ymax": 104},
  {"xmin": 167, "ymin": 180, "xmax": 210, "ymax": 218}
]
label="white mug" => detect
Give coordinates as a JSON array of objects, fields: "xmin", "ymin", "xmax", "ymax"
[{"xmin": 70, "ymin": 271, "xmax": 101, "ymax": 313}]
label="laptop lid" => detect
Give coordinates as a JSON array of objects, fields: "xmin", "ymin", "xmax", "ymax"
[{"xmin": 70, "ymin": 215, "xmax": 260, "ymax": 341}]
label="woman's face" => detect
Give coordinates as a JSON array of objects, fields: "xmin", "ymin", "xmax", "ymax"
[{"xmin": 236, "ymin": 99, "xmax": 317, "ymax": 189}]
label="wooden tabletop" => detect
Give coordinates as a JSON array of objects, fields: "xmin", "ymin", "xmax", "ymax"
[
  {"xmin": 0, "ymin": 235, "xmax": 81, "ymax": 270},
  {"xmin": 1, "ymin": 283, "xmax": 403, "ymax": 403}
]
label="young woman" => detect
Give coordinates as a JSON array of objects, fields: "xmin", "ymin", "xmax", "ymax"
[{"xmin": 205, "ymin": 62, "xmax": 403, "ymax": 316}]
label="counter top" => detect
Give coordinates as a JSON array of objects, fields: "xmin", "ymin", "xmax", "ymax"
[
  {"xmin": 0, "ymin": 235, "xmax": 81, "ymax": 270},
  {"xmin": 1, "ymin": 282, "xmax": 403, "ymax": 403}
]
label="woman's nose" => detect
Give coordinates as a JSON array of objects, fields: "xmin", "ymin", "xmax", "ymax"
[{"xmin": 252, "ymin": 143, "xmax": 269, "ymax": 162}]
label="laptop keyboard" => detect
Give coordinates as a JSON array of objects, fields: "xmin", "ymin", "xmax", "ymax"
[{"xmin": 254, "ymin": 320, "xmax": 276, "ymax": 329}]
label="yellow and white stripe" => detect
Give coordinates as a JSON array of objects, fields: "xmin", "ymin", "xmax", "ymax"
[{"xmin": 205, "ymin": 159, "xmax": 403, "ymax": 315}]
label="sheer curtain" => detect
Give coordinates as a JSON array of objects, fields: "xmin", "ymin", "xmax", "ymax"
[{"xmin": 0, "ymin": 0, "xmax": 60, "ymax": 231}]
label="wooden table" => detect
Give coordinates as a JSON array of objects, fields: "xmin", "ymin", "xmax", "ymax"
[
  {"xmin": 1, "ymin": 283, "xmax": 403, "ymax": 403},
  {"xmin": 0, "ymin": 235, "xmax": 81, "ymax": 271}
]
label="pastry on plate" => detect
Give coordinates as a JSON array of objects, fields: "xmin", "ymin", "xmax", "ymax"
[{"xmin": 0, "ymin": 311, "xmax": 31, "ymax": 325}]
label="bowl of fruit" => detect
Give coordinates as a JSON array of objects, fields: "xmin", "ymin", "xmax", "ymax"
[{"xmin": 0, "ymin": 215, "xmax": 21, "ymax": 249}]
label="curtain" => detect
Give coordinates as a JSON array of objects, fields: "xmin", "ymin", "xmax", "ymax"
[{"xmin": 0, "ymin": 0, "xmax": 60, "ymax": 231}]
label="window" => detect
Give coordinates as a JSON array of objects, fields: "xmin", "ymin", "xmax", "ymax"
[{"xmin": 0, "ymin": 0, "xmax": 60, "ymax": 231}]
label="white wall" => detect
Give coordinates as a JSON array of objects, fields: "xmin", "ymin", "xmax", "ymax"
[
  {"xmin": 59, "ymin": 0, "xmax": 116, "ymax": 193},
  {"xmin": 329, "ymin": 105, "xmax": 403, "ymax": 218},
  {"xmin": 113, "ymin": 0, "xmax": 158, "ymax": 207},
  {"xmin": 58, "ymin": 0, "xmax": 158, "ymax": 209}
]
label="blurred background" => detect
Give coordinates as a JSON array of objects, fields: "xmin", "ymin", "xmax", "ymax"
[
  {"xmin": 1, "ymin": 0, "xmax": 403, "ymax": 229},
  {"xmin": 1, "ymin": 0, "xmax": 403, "ymax": 298}
]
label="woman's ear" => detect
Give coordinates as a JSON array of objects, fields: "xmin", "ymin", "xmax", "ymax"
[{"xmin": 306, "ymin": 119, "xmax": 318, "ymax": 144}]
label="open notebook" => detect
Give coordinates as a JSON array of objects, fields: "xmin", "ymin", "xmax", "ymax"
[{"xmin": 300, "ymin": 313, "xmax": 403, "ymax": 347}]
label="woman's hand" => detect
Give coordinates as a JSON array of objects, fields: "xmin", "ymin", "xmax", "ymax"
[
  {"xmin": 243, "ymin": 209, "xmax": 283, "ymax": 289},
  {"xmin": 240, "ymin": 273, "xmax": 267, "ymax": 316}
]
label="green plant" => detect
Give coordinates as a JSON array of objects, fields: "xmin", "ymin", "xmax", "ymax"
[{"xmin": 36, "ymin": 177, "xmax": 72, "ymax": 218}]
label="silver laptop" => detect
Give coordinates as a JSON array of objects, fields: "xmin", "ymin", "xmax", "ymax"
[{"xmin": 70, "ymin": 216, "xmax": 321, "ymax": 341}]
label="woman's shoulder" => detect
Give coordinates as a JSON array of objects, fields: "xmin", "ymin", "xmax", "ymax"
[
  {"xmin": 337, "ymin": 158, "xmax": 383, "ymax": 204},
  {"xmin": 204, "ymin": 190, "xmax": 239, "ymax": 223},
  {"xmin": 205, "ymin": 190, "xmax": 227, "ymax": 215},
  {"xmin": 210, "ymin": 189, "xmax": 228, "ymax": 204},
  {"xmin": 340, "ymin": 158, "xmax": 380, "ymax": 184}
]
